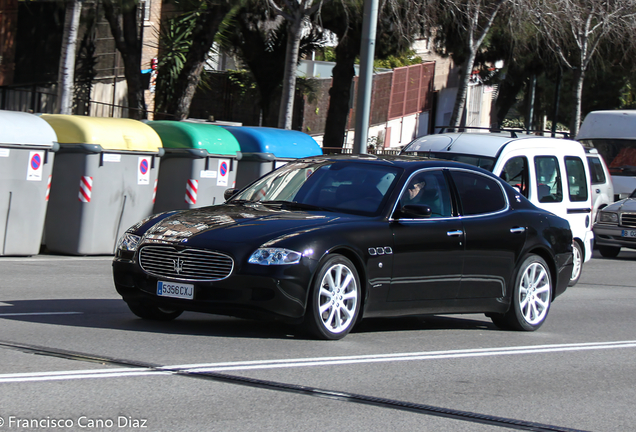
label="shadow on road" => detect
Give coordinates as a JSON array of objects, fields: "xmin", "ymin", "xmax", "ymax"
[{"xmin": 0, "ymin": 298, "xmax": 501, "ymax": 340}]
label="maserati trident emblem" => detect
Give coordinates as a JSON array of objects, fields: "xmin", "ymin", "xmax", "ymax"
[{"xmin": 173, "ymin": 257, "xmax": 184, "ymax": 274}]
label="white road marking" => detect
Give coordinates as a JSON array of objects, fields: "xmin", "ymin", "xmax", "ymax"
[
  {"xmin": 0, "ymin": 312, "xmax": 83, "ymax": 317},
  {"xmin": 1, "ymin": 340, "xmax": 635, "ymax": 384},
  {"xmin": 0, "ymin": 256, "xmax": 112, "ymax": 262}
]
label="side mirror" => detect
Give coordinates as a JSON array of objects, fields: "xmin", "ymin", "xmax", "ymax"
[
  {"xmin": 224, "ymin": 188, "xmax": 238, "ymax": 201},
  {"xmin": 397, "ymin": 204, "xmax": 432, "ymax": 218}
]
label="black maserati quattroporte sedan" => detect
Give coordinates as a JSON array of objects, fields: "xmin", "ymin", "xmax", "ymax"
[{"xmin": 113, "ymin": 154, "xmax": 574, "ymax": 340}]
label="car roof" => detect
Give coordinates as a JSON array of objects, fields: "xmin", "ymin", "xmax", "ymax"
[
  {"xmin": 299, "ymin": 153, "xmax": 496, "ymax": 175},
  {"xmin": 577, "ymin": 110, "xmax": 636, "ymax": 140},
  {"xmin": 404, "ymin": 133, "xmax": 580, "ymax": 158}
]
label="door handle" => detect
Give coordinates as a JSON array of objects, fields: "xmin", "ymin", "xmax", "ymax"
[
  {"xmin": 510, "ymin": 227, "xmax": 526, "ymax": 234},
  {"xmin": 447, "ymin": 230, "xmax": 463, "ymax": 237}
]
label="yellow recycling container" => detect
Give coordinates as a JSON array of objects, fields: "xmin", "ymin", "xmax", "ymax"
[{"xmin": 41, "ymin": 115, "xmax": 163, "ymax": 255}]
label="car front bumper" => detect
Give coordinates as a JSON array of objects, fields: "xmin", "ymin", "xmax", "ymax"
[
  {"xmin": 593, "ymin": 224, "xmax": 636, "ymax": 250},
  {"xmin": 112, "ymin": 256, "xmax": 318, "ymax": 323}
]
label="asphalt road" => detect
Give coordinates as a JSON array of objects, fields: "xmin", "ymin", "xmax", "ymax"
[{"xmin": 0, "ymin": 250, "xmax": 635, "ymax": 432}]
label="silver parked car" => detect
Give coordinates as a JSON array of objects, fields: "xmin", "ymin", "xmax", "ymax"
[{"xmin": 593, "ymin": 188, "xmax": 636, "ymax": 257}]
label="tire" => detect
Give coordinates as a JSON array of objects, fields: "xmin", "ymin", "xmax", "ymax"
[
  {"xmin": 568, "ymin": 241, "xmax": 583, "ymax": 287},
  {"xmin": 598, "ymin": 245, "xmax": 620, "ymax": 258},
  {"xmin": 304, "ymin": 255, "xmax": 361, "ymax": 340},
  {"xmin": 127, "ymin": 301, "xmax": 183, "ymax": 321},
  {"xmin": 491, "ymin": 255, "xmax": 552, "ymax": 331}
]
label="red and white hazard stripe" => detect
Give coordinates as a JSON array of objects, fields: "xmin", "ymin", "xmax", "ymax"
[
  {"xmin": 45, "ymin": 175, "xmax": 52, "ymax": 201},
  {"xmin": 152, "ymin": 179, "xmax": 158, "ymax": 203},
  {"xmin": 79, "ymin": 176, "xmax": 93, "ymax": 203},
  {"xmin": 255, "ymin": 187, "xmax": 267, "ymax": 200},
  {"xmin": 185, "ymin": 179, "xmax": 198, "ymax": 205}
]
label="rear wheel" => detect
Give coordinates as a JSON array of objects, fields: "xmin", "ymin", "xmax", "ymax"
[
  {"xmin": 304, "ymin": 255, "xmax": 361, "ymax": 340},
  {"xmin": 127, "ymin": 301, "xmax": 183, "ymax": 321},
  {"xmin": 598, "ymin": 245, "xmax": 620, "ymax": 258},
  {"xmin": 568, "ymin": 241, "xmax": 583, "ymax": 287},
  {"xmin": 491, "ymin": 255, "xmax": 552, "ymax": 331}
]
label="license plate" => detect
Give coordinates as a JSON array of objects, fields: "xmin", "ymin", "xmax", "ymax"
[
  {"xmin": 621, "ymin": 230, "xmax": 636, "ymax": 238},
  {"xmin": 157, "ymin": 281, "xmax": 194, "ymax": 300}
]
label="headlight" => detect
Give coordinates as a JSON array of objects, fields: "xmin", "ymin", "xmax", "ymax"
[
  {"xmin": 598, "ymin": 212, "xmax": 619, "ymax": 224},
  {"xmin": 248, "ymin": 248, "xmax": 302, "ymax": 265},
  {"xmin": 116, "ymin": 232, "xmax": 141, "ymax": 252}
]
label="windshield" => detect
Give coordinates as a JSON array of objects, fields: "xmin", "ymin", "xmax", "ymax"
[
  {"xmin": 580, "ymin": 139, "xmax": 636, "ymax": 176},
  {"xmin": 231, "ymin": 161, "xmax": 402, "ymax": 216}
]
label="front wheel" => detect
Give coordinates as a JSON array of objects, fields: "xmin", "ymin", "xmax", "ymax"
[
  {"xmin": 568, "ymin": 241, "xmax": 583, "ymax": 287},
  {"xmin": 491, "ymin": 255, "xmax": 552, "ymax": 331},
  {"xmin": 127, "ymin": 301, "xmax": 183, "ymax": 321},
  {"xmin": 304, "ymin": 255, "xmax": 361, "ymax": 340},
  {"xmin": 598, "ymin": 245, "xmax": 620, "ymax": 258}
]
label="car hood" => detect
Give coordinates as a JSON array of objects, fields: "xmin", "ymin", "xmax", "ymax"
[
  {"xmin": 604, "ymin": 198, "xmax": 636, "ymax": 212},
  {"xmin": 140, "ymin": 202, "xmax": 359, "ymax": 248}
]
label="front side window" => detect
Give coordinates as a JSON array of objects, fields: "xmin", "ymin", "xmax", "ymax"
[
  {"xmin": 500, "ymin": 156, "xmax": 530, "ymax": 198},
  {"xmin": 399, "ymin": 169, "xmax": 453, "ymax": 217},
  {"xmin": 449, "ymin": 170, "xmax": 506, "ymax": 216},
  {"xmin": 535, "ymin": 156, "xmax": 563, "ymax": 203},
  {"xmin": 565, "ymin": 156, "xmax": 589, "ymax": 202}
]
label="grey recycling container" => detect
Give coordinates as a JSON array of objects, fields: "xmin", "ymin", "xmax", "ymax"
[
  {"xmin": 221, "ymin": 126, "xmax": 322, "ymax": 189},
  {"xmin": 0, "ymin": 110, "xmax": 59, "ymax": 256},
  {"xmin": 148, "ymin": 121, "xmax": 241, "ymax": 212},
  {"xmin": 41, "ymin": 115, "xmax": 163, "ymax": 255}
]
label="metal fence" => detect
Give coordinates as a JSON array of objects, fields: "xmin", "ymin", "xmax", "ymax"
[{"xmin": 0, "ymin": 84, "xmax": 57, "ymax": 113}]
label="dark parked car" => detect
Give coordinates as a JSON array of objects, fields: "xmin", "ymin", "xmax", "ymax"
[
  {"xmin": 113, "ymin": 154, "xmax": 573, "ymax": 340},
  {"xmin": 593, "ymin": 188, "xmax": 636, "ymax": 257}
]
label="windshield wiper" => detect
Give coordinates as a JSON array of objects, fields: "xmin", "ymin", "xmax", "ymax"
[
  {"xmin": 261, "ymin": 200, "xmax": 331, "ymax": 211},
  {"xmin": 229, "ymin": 199, "xmax": 258, "ymax": 204}
]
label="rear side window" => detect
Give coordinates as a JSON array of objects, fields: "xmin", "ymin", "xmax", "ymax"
[
  {"xmin": 565, "ymin": 156, "xmax": 589, "ymax": 202},
  {"xmin": 535, "ymin": 156, "xmax": 563, "ymax": 203},
  {"xmin": 587, "ymin": 156, "xmax": 606, "ymax": 185},
  {"xmin": 449, "ymin": 170, "xmax": 506, "ymax": 216}
]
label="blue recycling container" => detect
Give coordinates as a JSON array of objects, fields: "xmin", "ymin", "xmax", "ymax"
[{"xmin": 221, "ymin": 126, "xmax": 322, "ymax": 189}]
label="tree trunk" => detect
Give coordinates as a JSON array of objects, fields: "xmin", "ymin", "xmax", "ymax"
[
  {"xmin": 492, "ymin": 66, "xmax": 528, "ymax": 129},
  {"xmin": 162, "ymin": 10, "xmax": 226, "ymax": 120},
  {"xmin": 121, "ymin": 6, "xmax": 146, "ymax": 119},
  {"xmin": 277, "ymin": 17, "xmax": 303, "ymax": 129},
  {"xmin": 57, "ymin": 0, "xmax": 81, "ymax": 115},
  {"xmin": 449, "ymin": 50, "xmax": 477, "ymax": 129},
  {"xmin": 322, "ymin": 35, "xmax": 357, "ymax": 151},
  {"xmin": 102, "ymin": 0, "xmax": 147, "ymax": 119},
  {"xmin": 570, "ymin": 67, "xmax": 585, "ymax": 137}
]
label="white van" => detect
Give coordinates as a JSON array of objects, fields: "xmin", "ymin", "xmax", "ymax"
[
  {"xmin": 577, "ymin": 110, "xmax": 636, "ymax": 200},
  {"xmin": 402, "ymin": 132, "xmax": 593, "ymax": 286}
]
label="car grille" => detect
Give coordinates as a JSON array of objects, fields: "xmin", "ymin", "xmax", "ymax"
[
  {"xmin": 621, "ymin": 213, "xmax": 636, "ymax": 229},
  {"xmin": 139, "ymin": 246, "xmax": 234, "ymax": 281}
]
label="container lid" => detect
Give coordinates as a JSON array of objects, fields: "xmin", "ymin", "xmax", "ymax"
[
  {"xmin": 148, "ymin": 121, "xmax": 240, "ymax": 156},
  {"xmin": 221, "ymin": 126, "xmax": 322, "ymax": 158},
  {"xmin": 0, "ymin": 110, "xmax": 57, "ymax": 148},
  {"xmin": 40, "ymin": 114, "xmax": 162, "ymax": 152}
]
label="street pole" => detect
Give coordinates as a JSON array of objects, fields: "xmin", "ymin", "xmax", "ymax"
[{"xmin": 352, "ymin": 0, "xmax": 379, "ymax": 155}]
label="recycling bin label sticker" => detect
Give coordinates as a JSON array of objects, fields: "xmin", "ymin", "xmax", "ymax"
[
  {"xmin": 217, "ymin": 159, "xmax": 230, "ymax": 187},
  {"xmin": 0, "ymin": 149, "xmax": 9, "ymax": 157},
  {"xmin": 200, "ymin": 170, "xmax": 218, "ymax": 179},
  {"xmin": 138, "ymin": 156, "xmax": 151, "ymax": 185},
  {"xmin": 27, "ymin": 151, "xmax": 44, "ymax": 181}
]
